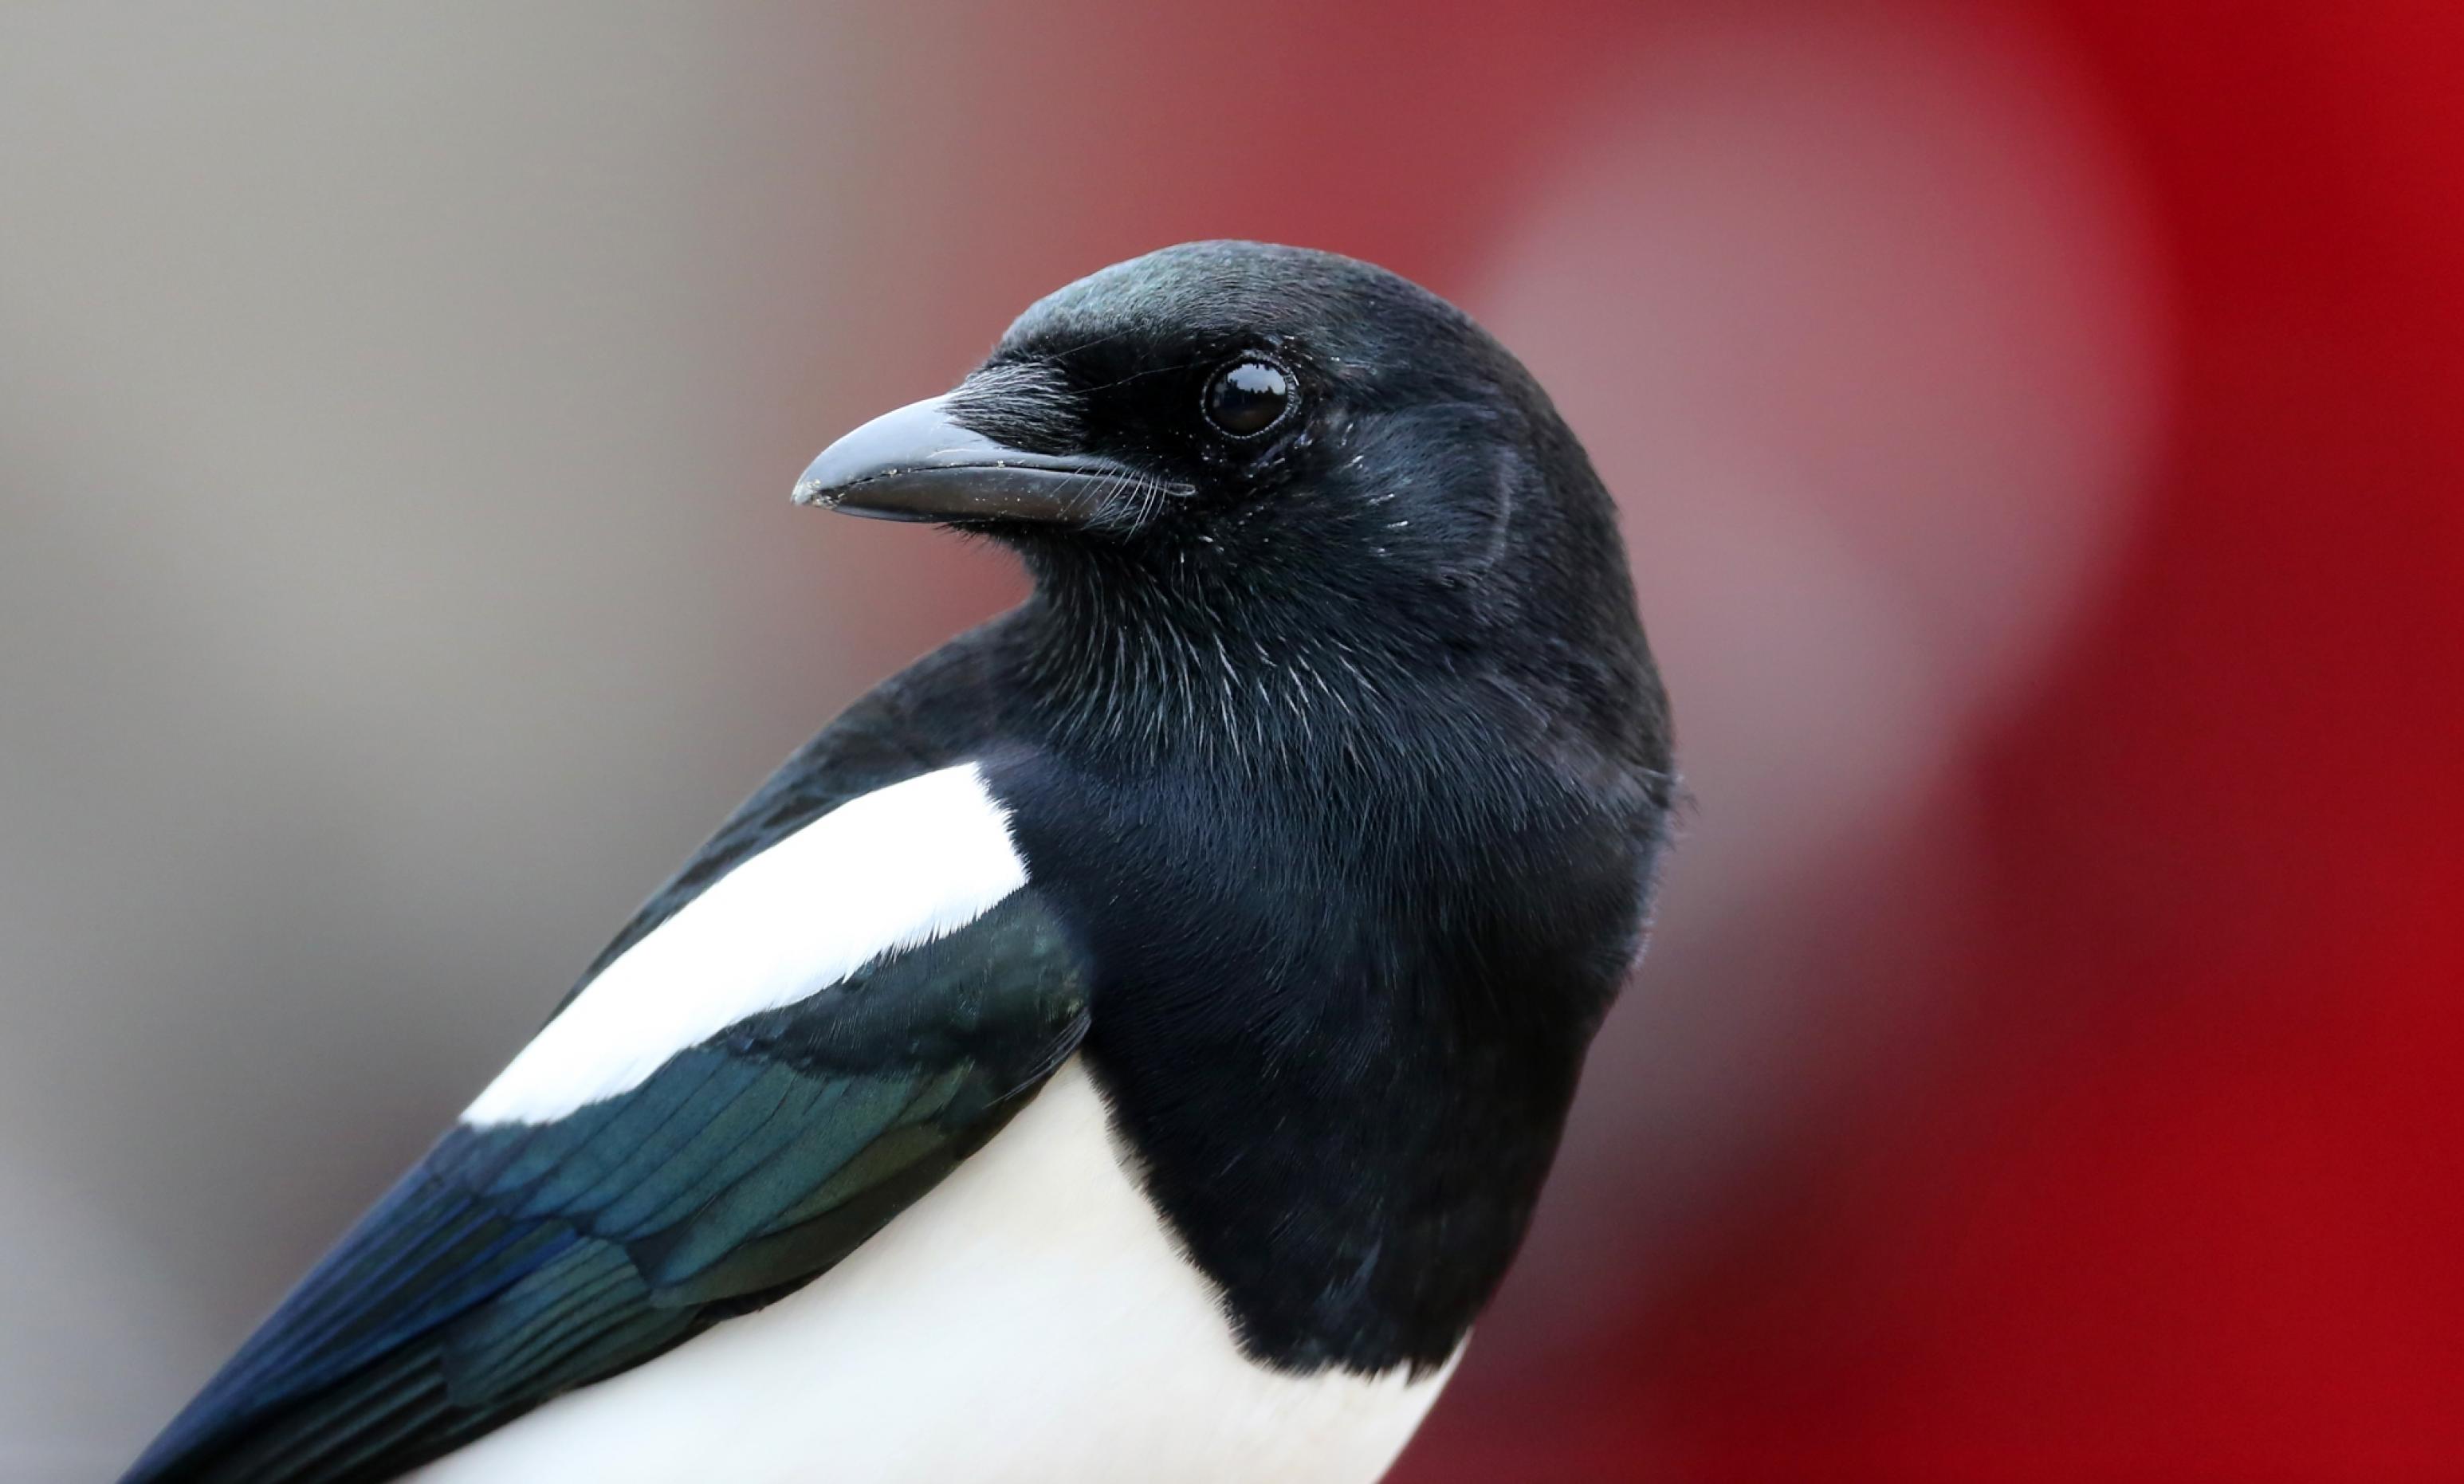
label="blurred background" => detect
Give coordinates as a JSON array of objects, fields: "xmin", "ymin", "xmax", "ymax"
[{"xmin": 2, "ymin": 2, "xmax": 2458, "ymax": 1478}]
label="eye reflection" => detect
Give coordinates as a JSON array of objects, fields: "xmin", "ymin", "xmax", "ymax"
[{"xmin": 1204, "ymin": 359, "xmax": 1295, "ymax": 438}]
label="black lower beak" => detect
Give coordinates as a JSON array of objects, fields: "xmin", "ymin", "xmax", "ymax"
[{"xmin": 792, "ymin": 395, "xmax": 1151, "ymax": 525}]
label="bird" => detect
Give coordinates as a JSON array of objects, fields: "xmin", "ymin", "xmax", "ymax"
[{"xmin": 123, "ymin": 240, "xmax": 1676, "ymax": 1484}]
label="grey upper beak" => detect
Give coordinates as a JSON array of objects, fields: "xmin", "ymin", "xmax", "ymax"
[{"xmin": 793, "ymin": 394, "xmax": 1158, "ymax": 525}]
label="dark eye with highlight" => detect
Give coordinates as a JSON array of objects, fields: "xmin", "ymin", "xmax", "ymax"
[{"xmin": 1202, "ymin": 358, "xmax": 1295, "ymax": 438}]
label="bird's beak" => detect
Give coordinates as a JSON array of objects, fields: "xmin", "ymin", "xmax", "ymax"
[{"xmin": 792, "ymin": 394, "xmax": 1146, "ymax": 525}]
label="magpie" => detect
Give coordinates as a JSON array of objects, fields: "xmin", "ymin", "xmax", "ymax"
[{"xmin": 124, "ymin": 241, "xmax": 1676, "ymax": 1484}]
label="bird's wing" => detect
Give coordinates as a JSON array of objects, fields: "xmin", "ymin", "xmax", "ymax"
[{"xmin": 125, "ymin": 752, "xmax": 1088, "ymax": 1484}]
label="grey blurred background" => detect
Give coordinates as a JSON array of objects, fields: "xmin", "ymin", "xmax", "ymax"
[{"xmin": 1, "ymin": 3, "xmax": 2167, "ymax": 1477}]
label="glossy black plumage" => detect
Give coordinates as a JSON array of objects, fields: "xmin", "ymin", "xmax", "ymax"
[{"xmin": 126, "ymin": 241, "xmax": 1675, "ymax": 1481}]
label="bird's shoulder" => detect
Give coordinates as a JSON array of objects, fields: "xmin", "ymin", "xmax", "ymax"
[
  {"xmin": 124, "ymin": 618, "xmax": 1094, "ymax": 1483},
  {"xmin": 570, "ymin": 614, "xmax": 1030, "ymax": 996}
]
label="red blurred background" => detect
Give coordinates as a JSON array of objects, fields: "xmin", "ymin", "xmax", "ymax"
[
  {"xmin": 1403, "ymin": 4, "xmax": 2464, "ymax": 1479},
  {"xmin": 2, "ymin": 2, "xmax": 2458, "ymax": 1479}
]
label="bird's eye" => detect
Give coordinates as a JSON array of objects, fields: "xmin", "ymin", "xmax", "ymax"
[{"xmin": 1202, "ymin": 359, "xmax": 1295, "ymax": 438}]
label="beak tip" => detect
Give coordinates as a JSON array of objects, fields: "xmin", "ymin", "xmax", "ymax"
[{"xmin": 792, "ymin": 391, "xmax": 1157, "ymax": 526}]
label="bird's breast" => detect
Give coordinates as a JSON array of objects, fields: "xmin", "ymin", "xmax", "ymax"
[{"xmin": 411, "ymin": 1058, "xmax": 1456, "ymax": 1484}]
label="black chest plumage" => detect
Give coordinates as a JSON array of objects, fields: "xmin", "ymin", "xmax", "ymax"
[
  {"xmin": 982, "ymin": 587, "xmax": 1669, "ymax": 1374},
  {"xmin": 1006, "ymin": 762, "xmax": 1652, "ymax": 1373}
]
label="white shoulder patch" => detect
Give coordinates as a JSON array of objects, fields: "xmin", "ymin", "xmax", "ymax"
[{"xmin": 462, "ymin": 762, "xmax": 1028, "ymax": 1127}]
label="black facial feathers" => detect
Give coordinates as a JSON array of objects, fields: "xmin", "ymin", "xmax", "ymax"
[{"xmin": 942, "ymin": 241, "xmax": 1668, "ymax": 790}]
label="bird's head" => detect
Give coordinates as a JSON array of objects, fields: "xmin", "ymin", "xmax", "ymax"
[{"xmin": 797, "ymin": 241, "xmax": 1661, "ymax": 767}]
